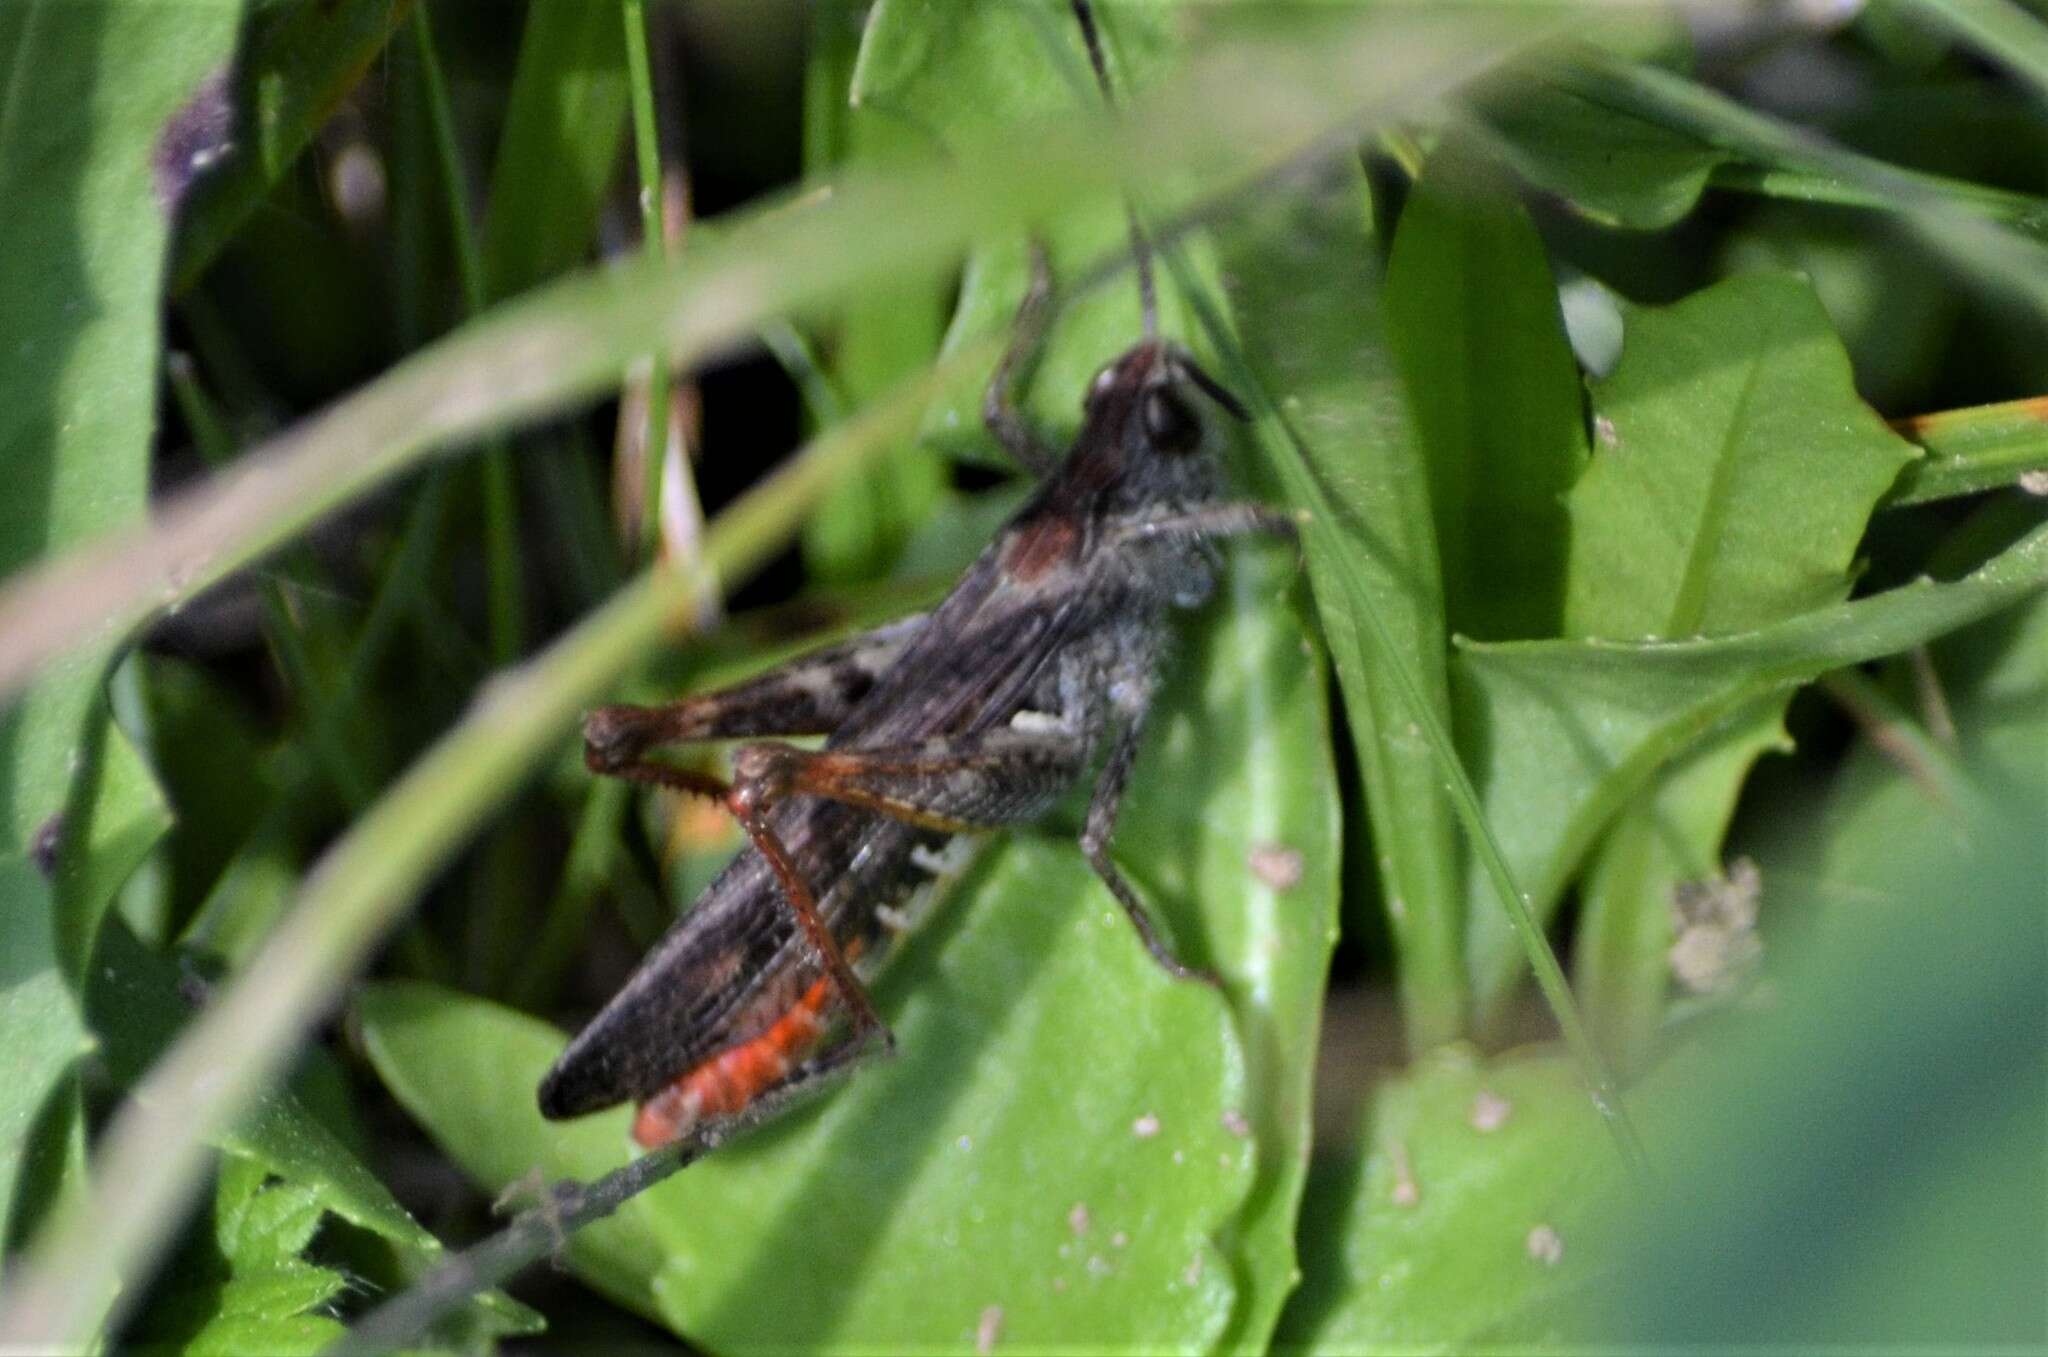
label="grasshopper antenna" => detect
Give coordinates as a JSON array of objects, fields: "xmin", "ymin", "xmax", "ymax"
[{"xmin": 1071, "ymin": 0, "xmax": 1157, "ymax": 339}]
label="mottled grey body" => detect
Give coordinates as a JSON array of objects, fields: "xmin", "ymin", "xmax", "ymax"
[{"xmin": 540, "ymin": 339, "xmax": 1290, "ymax": 1125}]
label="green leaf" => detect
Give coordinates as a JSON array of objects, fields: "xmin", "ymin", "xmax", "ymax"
[
  {"xmin": 1383, "ymin": 138, "xmax": 1588, "ymax": 641},
  {"xmin": 1113, "ymin": 546, "xmax": 1340, "ymax": 1353},
  {"xmin": 0, "ymin": 856, "xmax": 90, "ymax": 1249},
  {"xmin": 129, "ymin": 1156, "xmax": 348, "ymax": 1357},
  {"xmin": 1571, "ymin": 702, "xmax": 1787, "ymax": 1072},
  {"xmin": 0, "ymin": 0, "xmax": 231, "ymax": 912},
  {"xmin": 361, "ymin": 552, "xmax": 1336, "ymax": 1352},
  {"xmin": 478, "ymin": 0, "xmax": 630, "ymax": 301},
  {"xmin": 1454, "ymin": 521, "xmax": 2048, "ymax": 1025},
  {"xmin": 169, "ymin": 0, "xmax": 414, "ymax": 293},
  {"xmin": 1218, "ymin": 164, "xmax": 1467, "ymax": 1050},
  {"xmin": 802, "ymin": 9, "xmax": 950, "ymax": 583},
  {"xmin": 1564, "ymin": 273, "xmax": 1918, "ymax": 641},
  {"xmin": 1544, "ymin": 271, "xmax": 1915, "ymax": 1048},
  {"xmin": 86, "ymin": 920, "xmax": 537, "ymax": 1342},
  {"xmin": 0, "ymin": 0, "xmax": 235, "ymax": 1265},
  {"xmin": 1279, "ymin": 1045, "xmax": 1617, "ymax": 1352},
  {"xmin": 49, "ymin": 710, "xmax": 176, "ymax": 985},
  {"xmin": 1468, "ymin": 66, "xmax": 1725, "ymax": 230},
  {"xmin": 1781, "ymin": 574, "xmax": 2048, "ymax": 926}
]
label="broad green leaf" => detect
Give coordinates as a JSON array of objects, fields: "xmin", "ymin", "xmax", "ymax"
[
  {"xmin": 1383, "ymin": 137, "xmax": 1588, "ymax": 641},
  {"xmin": 1544, "ymin": 271, "xmax": 1915, "ymax": 1047},
  {"xmin": 1454, "ymin": 521, "xmax": 2048, "ymax": 1026},
  {"xmin": 0, "ymin": 0, "xmax": 231, "ymax": 891},
  {"xmin": 1278, "ymin": 1045, "xmax": 1616, "ymax": 1352},
  {"xmin": 1465, "ymin": 273, "xmax": 1916, "ymax": 1026},
  {"xmin": 0, "ymin": 0, "xmax": 237, "ymax": 1266},
  {"xmin": 169, "ymin": 0, "xmax": 413, "ymax": 293},
  {"xmin": 1114, "ymin": 546, "xmax": 1339, "ymax": 1353},
  {"xmin": 0, "ymin": 856, "xmax": 89, "ymax": 1250},
  {"xmin": 1219, "ymin": 164, "xmax": 1467, "ymax": 1050},
  {"xmin": 479, "ymin": 0, "xmax": 630, "ymax": 302},
  {"xmin": 1563, "ymin": 273, "xmax": 1918, "ymax": 641},
  {"xmin": 361, "ymin": 554, "xmax": 1335, "ymax": 1352}
]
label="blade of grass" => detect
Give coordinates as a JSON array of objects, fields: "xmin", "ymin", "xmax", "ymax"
[
  {"xmin": 1473, "ymin": 47, "xmax": 2048, "ymax": 289},
  {"xmin": 0, "ymin": 4, "xmax": 1560, "ymax": 708},
  {"xmin": 1886, "ymin": 396, "xmax": 2048, "ymax": 506},
  {"xmin": 410, "ymin": 3, "xmax": 524, "ymax": 667},
  {"xmin": 1705, "ymin": 161, "xmax": 2048, "ymax": 237},
  {"xmin": 622, "ymin": 0, "xmax": 674, "ymax": 564},
  {"xmin": 0, "ymin": 346, "xmax": 989, "ymax": 1352},
  {"xmin": 478, "ymin": 0, "xmax": 630, "ymax": 301}
]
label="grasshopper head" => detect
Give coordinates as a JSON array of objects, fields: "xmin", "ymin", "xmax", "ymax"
[{"xmin": 1079, "ymin": 340, "xmax": 1247, "ymax": 468}]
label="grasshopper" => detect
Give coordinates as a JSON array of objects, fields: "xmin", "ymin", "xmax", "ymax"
[{"xmin": 539, "ymin": 1, "xmax": 1294, "ymax": 1150}]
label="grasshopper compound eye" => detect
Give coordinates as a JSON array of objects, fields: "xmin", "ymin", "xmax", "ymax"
[{"xmin": 1142, "ymin": 386, "xmax": 1201, "ymax": 454}]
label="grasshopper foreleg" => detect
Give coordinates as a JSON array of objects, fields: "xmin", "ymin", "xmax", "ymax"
[
  {"xmin": 982, "ymin": 240, "xmax": 1060, "ymax": 478},
  {"xmin": 1109, "ymin": 502, "xmax": 1299, "ymax": 547}
]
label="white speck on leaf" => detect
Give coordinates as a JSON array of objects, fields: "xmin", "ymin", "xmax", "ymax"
[
  {"xmin": 1247, "ymin": 843, "xmax": 1303, "ymax": 890},
  {"xmin": 1389, "ymin": 1139, "xmax": 1419, "ymax": 1207},
  {"xmin": 1527, "ymin": 1224, "xmax": 1564, "ymax": 1265}
]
